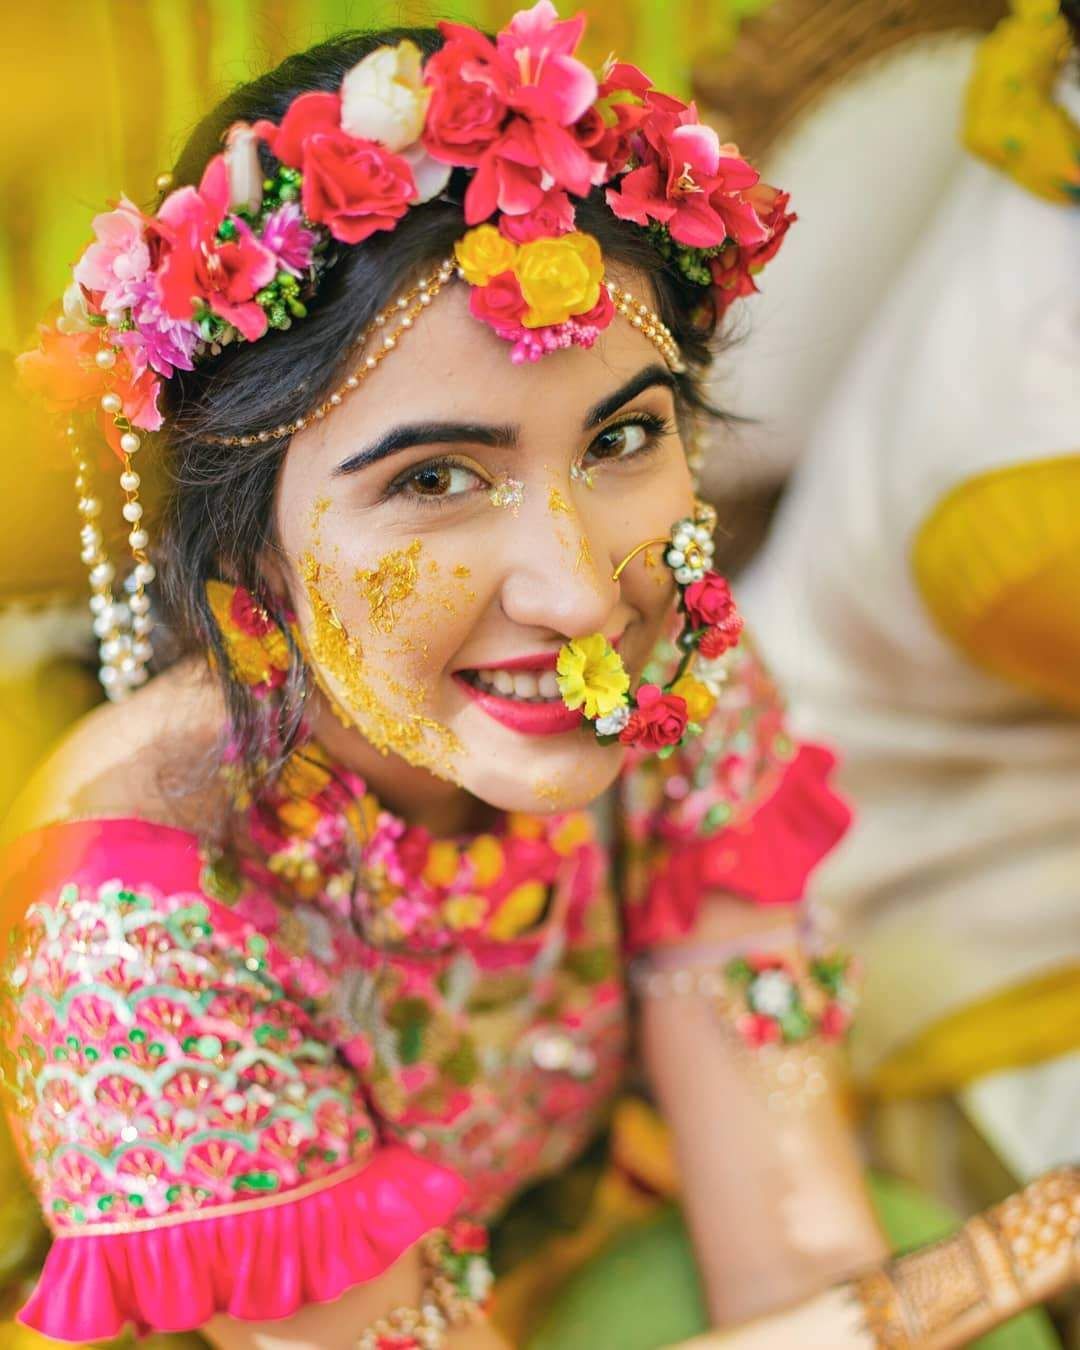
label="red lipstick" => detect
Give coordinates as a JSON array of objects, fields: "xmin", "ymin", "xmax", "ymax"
[{"xmin": 453, "ymin": 674, "xmax": 583, "ymax": 736}]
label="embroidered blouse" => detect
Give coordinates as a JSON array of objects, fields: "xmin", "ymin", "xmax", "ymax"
[{"xmin": 0, "ymin": 638, "xmax": 849, "ymax": 1342}]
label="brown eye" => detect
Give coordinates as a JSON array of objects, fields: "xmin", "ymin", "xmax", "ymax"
[
  {"xmin": 398, "ymin": 460, "xmax": 485, "ymax": 503},
  {"xmin": 585, "ymin": 416, "xmax": 666, "ymax": 465},
  {"xmin": 411, "ymin": 464, "xmax": 453, "ymax": 496}
]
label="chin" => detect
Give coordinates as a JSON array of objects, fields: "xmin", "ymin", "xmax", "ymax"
[{"xmin": 460, "ymin": 736, "xmax": 628, "ymax": 815}]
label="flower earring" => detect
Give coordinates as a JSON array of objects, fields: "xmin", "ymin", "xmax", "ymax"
[
  {"xmin": 555, "ymin": 502, "xmax": 743, "ymax": 756},
  {"xmin": 205, "ymin": 580, "xmax": 293, "ymax": 696}
]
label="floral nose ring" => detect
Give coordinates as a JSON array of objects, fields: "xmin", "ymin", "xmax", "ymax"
[{"xmin": 556, "ymin": 502, "xmax": 743, "ymax": 758}]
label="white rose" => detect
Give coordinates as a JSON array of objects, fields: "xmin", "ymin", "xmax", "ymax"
[
  {"xmin": 56, "ymin": 279, "xmax": 92, "ymax": 334},
  {"xmin": 340, "ymin": 40, "xmax": 430, "ymax": 153}
]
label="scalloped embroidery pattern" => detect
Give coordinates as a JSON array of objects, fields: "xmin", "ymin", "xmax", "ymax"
[{"xmin": 0, "ymin": 880, "xmax": 375, "ymax": 1234}]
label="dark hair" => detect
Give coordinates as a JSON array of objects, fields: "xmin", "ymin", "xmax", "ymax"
[{"xmin": 158, "ymin": 26, "xmax": 730, "ymax": 789}]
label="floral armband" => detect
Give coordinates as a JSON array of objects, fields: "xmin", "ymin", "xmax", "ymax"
[
  {"xmin": 356, "ymin": 1221, "xmax": 493, "ymax": 1349},
  {"xmin": 629, "ymin": 940, "xmax": 860, "ymax": 1111}
]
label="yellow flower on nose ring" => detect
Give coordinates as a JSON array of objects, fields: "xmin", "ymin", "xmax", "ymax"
[{"xmin": 556, "ymin": 634, "xmax": 630, "ymax": 720}]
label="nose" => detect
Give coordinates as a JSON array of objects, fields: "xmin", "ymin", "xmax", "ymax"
[{"xmin": 499, "ymin": 497, "xmax": 617, "ymax": 639}]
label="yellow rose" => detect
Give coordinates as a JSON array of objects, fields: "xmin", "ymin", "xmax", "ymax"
[
  {"xmin": 454, "ymin": 225, "xmax": 519, "ymax": 286},
  {"xmin": 669, "ymin": 675, "xmax": 718, "ymax": 723},
  {"xmin": 556, "ymin": 633, "xmax": 630, "ymax": 720},
  {"xmin": 515, "ymin": 231, "xmax": 604, "ymax": 328}
]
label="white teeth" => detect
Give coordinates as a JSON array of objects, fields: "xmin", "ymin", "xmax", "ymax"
[{"xmin": 471, "ymin": 666, "xmax": 562, "ymax": 701}]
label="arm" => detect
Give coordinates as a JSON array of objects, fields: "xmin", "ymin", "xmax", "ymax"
[
  {"xmin": 639, "ymin": 894, "xmax": 889, "ymax": 1327},
  {"xmin": 672, "ymin": 1166, "xmax": 1080, "ymax": 1350}
]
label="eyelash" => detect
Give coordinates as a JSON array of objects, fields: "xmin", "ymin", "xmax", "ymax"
[{"xmin": 383, "ymin": 411, "xmax": 675, "ymax": 508}]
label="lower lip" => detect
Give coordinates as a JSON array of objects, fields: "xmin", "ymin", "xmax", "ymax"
[{"xmin": 453, "ymin": 674, "xmax": 584, "ymax": 736}]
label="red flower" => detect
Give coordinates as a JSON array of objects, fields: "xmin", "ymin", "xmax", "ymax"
[
  {"xmin": 618, "ymin": 684, "xmax": 688, "ymax": 750},
  {"xmin": 154, "ymin": 156, "xmax": 277, "ymax": 341},
  {"xmin": 739, "ymin": 1013, "xmax": 781, "ymax": 1048},
  {"xmin": 498, "ymin": 187, "xmax": 575, "ymax": 242},
  {"xmin": 710, "ymin": 186, "xmax": 796, "ymax": 315},
  {"xmin": 683, "ymin": 572, "xmax": 739, "ymax": 630},
  {"xmin": 256, "ymin": 90, "xmax": 418, "ymax": 245},
  {"xmin": 698, "ymin": 619, "xmax": 743, "ymax": 659},
  {"xmin": 425, "ymin": 5, "xmax": 600, "ymax": 226},
  {"xmin": 422, "ymin": 24, "xmax": 513, "ymax": 166},
  {"xmin": 468, "ymin": 270, "xmax": 529, "ymax": 334},
  {"xmin": 606, "ymin": 92, "xmax": 767, "ymax": 250},
  {"xmin": 820, "ymin": 1002, "xmax": 850, "ymax": 1041},
  {"xmin": 448, "ymin": 1218, "xmax": 489, "ymax": 1254}
]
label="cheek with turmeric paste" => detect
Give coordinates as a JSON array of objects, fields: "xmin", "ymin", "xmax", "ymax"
[{"xmin": 299, "ymin": 550, "xmax": 464, "ymax": 779}]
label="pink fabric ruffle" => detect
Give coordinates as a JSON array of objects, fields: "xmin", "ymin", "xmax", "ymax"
[
  {"xmin": 17, "ymin": 1145, "xmax": 466, "ymax": 1343},
  {"xmin": 624, "ymin": 745, "xmax": 852, "ymax": 953}
]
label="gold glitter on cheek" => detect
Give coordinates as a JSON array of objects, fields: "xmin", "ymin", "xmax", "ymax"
[
  {"xmin": 548, "ymin": 486, "xmax": 571, "ymax": 516},
  {"xmin": 570, "ymin": 463, "xmax": 595, "ymax": 489},
  {"xmin": 453, "ymin": 564, "xmax": 471, "ymax": 579},
  {"xmin": 643, "ymin": 545, "xmax": 669, "ymax": 588},
  {"xmin": 575, "ymin": 534, "xmax": 594, "ymax": 574},
  {"xmin": 299, "ymin": 551, "xmax": 463, "ymax": 777},
  {"xmin": 310, "ymin": 495, "xmax": 331, "ymax": 533},
  {"xmin": 355, "ymin": 539, "xmax": 423, "ymax": 634},
  {"xmin": 489, "ymin": 476, "xmax": 525, "ymax": 513}
]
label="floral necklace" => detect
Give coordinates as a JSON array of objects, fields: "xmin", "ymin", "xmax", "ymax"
[{"xmin": 229, "ymin": 736, "xmax": 599, "ymax": 953}]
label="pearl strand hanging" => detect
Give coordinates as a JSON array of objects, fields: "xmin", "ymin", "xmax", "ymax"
[{"xmin": 70, "ymin": 358, "xmax": 155, "ymax": 698}]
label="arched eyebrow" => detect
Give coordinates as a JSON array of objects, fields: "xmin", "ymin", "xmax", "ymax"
[{"xmin": 333, "ymin": 363, "xmax": 677, "ymax": 476}]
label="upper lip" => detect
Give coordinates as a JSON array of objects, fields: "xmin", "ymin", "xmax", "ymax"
[{"xmin": 462, "ymin": 634, "xmax": 624, "ymax": 674}]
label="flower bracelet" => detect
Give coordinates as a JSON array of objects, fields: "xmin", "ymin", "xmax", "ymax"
[
  {"xmin": 355, "ymin": 1221, "xmax": 492, "ymax": 1350},
  {"xmin": 555, "ymin": 502, "xmax": 744, "ymax": 755}
]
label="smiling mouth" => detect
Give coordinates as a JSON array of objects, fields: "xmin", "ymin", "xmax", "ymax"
[{"xmin": 453, "ymin": 667, "xmax": 583, "ymax": 736}]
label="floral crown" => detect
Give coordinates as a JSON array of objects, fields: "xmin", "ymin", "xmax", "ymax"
[{"xmin": 18, "ymin": 0, "xmax": 793, "ymax": 699}]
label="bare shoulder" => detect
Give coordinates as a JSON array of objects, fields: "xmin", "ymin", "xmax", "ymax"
[{"xmin": 2, "ymin": 658, "xmax": 231, "ymax": 845}]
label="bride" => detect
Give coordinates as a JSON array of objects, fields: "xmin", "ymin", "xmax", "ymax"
[{"xmin": 3, "ymin": 8, "xmax": 1076, "ymax": 1347}]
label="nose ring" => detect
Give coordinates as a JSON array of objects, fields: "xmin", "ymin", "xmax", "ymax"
[{"xmin": 611, "ymin": 537, "xmax": 671, "ymax": 583}]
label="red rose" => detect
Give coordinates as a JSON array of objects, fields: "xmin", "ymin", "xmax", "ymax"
[
  {"xmin": 498, "ymin": 187, "xmax": 575, "ymax": 243},
  {"xmin": 618, "ymin": 684, "xmax": 688, "ymax": 750},
  {"xmin": 739, "ymin": 1013, "xmax": 781, "ymax": 1048},
  {"xmin": 820, "ymin": 1002, "xmax": 850, "ymax": 1041},
  {"xmin": 698, "ymin": 619, "xmax": 743, "ymax": 659},
  {"xmin": 423, "ymin": 26, "xmax": 512, "ymax": 167},
  {"xmin": 468, "ymin": 270, "xmax": 528, "ymax": 335},
  {"xmin": 683, "ymin": 572, "xmax": 736, "ymax": 629},
  {"xmin": 300, "ymin": 133, "xmax": 416, "ymax": 245},
  {"xmin": 448, "ymin": 1219, "xmax": 489, "ymax": 1254}
]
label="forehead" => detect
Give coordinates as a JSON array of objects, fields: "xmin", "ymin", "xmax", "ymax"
[{"xmin": 291, "ymin": 266, "xmax": 673, "ymax": 464}]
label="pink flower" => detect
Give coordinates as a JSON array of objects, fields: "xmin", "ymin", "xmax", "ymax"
[
  {"xmin": 498, "ymin": 187, "xmax": 575, "ymax": 242},
  {"xmin": 116, "ymin": 276, "xmax": 199, "ymax": 379},
  {"xmin": 495, "ymin": 0, "xmax": 597, "ymax": 126},
  {"xmin": 426, "ymin": 4, "xmax": 599, "ymax": 225},
  {"xmin": 154, "ymin": 155, "xmax": 277, "ymax": 341},
  {"xmin": 259, "ymin": 202, "xmax": 319, "ymax": 275},
  {"xmin": 73, "ymin": 195, "xmax": 151, "ymax": 315},
  {"xmin": 468, "ymin": 270, "xmax": 529, "ymax": 334},
  {"xmin": 606, "ymin": 93, "xmax": 767, "ymax": 250}
]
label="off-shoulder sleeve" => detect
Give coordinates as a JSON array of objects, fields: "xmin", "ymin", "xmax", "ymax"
[
  {"xmin": 0, "ymin": 818, "xmax": 465, "ymax": 1343},
  {"xmin": 617, "ymin": 636, "xmax": 852, "ymax": 954}
]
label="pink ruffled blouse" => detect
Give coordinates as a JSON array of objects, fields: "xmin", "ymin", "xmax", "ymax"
[{"xmin": 0, "ymin": 639, "xmax": 849, "ymax": 1342}]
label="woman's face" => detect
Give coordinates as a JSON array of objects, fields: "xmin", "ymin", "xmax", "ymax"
[{"xmin": 272, "ymin": 269, "xmax": 693, "ymax": 816}]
